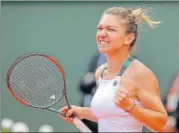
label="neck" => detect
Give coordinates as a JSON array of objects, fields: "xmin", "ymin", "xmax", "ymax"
[{"xmin": 105, "ymin": 47, "xmax": 131, "ymax": 75}]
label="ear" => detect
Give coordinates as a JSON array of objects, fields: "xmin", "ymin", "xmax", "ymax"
[{"xmin": 124, "ymin": 33, "xmax": 136, "ymax": 46}]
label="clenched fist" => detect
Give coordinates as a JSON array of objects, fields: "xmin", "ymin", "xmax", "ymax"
[{"xmin": 114, "ymin": 87, "xmax": 135, "ymax": 112}]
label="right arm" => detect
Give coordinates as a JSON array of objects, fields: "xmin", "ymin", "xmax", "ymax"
[
  {"xmin": 59, "ymin": 105, "xmax": 98, "ymax": 123},
  {"xmin": 81, "ymin": 64, "xmax": 107, "ymax": 122},
  {"xmin": 60, "ymin": 64, "xmax": 106, "ymax": 122},
  {"xmin": 80, "ymin": 107, "xmax": 98, "ymax": 122},
  {"xmin": 81, "ymin": 64, "xmax": 106, "ymax": 121}
]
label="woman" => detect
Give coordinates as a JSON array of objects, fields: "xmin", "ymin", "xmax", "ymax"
[{"xmin": 60, "ymin": 7, "xmax": 167, "ymax": 132}]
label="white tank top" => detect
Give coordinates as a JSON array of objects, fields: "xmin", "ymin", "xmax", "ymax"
[{"xmin": 91, "ymin": 76, "xmax": 144, "ymax": 132}]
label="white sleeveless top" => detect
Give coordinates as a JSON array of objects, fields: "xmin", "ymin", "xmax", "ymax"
[{"xmin": 91, "ymin": 76, "xmax": 143, "ymax": 132}]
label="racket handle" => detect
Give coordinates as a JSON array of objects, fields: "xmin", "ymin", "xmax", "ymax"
[
  {"xmin": 48, "ymin": 108, "xmax": 76, "ymax": 119},
  {"xmin": 72, "ymin": 117, "xmax": 92, "ymax": 132},
  {"xmin": 48, "ymin": 107, "xmax": 61, "ymax": 114},
  {"xmin": 48, "ymin": 108, "xmax": 69, "ymax": 118},
  {"xmin": 48, "ymin": 108, "xmax": 92, "ymax": 132}
]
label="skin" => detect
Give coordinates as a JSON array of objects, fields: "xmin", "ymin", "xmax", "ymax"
[{"xmin": 59, "ymin": 13, "xmax": 168, "ymax": 132}]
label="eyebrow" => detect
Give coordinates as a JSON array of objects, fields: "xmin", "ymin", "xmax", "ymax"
[{"xmin": 97, "ymin": 25, "xmax": 118, "ymax": 28}]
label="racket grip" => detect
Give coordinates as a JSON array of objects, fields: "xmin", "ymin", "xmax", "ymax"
[
  {"xmin": 72, "ymin": 117, "xmax": 92, "ymax": 132},
  {"xmin": 49, "ymin": 108, "xmax": 92, "ymax": 132}
]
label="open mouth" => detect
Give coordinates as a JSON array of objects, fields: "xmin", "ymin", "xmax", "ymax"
[{"xmin": 99, "ymin": 41, "xmax": 109, "ymax": 46}]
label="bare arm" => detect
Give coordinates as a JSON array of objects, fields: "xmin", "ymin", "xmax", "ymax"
[
  {"xmin": 81, "ymin": 107, "xmax": 98, "ymax": 122},
  {"xmin": 63, "ymin": 64, "xmax": 106, "ymax": 123},
  {"xmin": 80, "ymin": 64, "xmax": 107, "ymax": 122},
  {"xmin": 60, "ymin": 105, "xmax": 98, "ymax": 123},
  {"xmin": 130, "ymin": 68, "xmax": 167, "ymax": 132},
  {"xmin": 81, "ymin": 64, "xmax": 107, "ymax": 122},
  {"xmin": 59, "ymin": 65, "xmax": 106, "ymax": 123}
]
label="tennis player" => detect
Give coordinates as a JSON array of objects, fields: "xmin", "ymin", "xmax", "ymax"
[{"xmin": 60, "ymin": 6, "xmax": 168, "ymax": 132}]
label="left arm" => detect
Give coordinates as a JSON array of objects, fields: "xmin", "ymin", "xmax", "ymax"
[{"xmin": 131, "ymin": 69, "xmax": 168, "ymax": 132}]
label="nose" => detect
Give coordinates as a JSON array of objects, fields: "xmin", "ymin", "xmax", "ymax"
[{"xmin": 98, "ymin": 29, "xmax": 107, "ymax": 37}]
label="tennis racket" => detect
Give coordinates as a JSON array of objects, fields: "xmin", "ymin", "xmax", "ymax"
[{"xmin": 6, "ymin": 52, "xmax": 92, "ymax": 132}]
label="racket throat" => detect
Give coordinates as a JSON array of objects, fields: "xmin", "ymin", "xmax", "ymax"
[{"xmin": 47, "ymin": 107, "xmax": 60, "ymax": 114}]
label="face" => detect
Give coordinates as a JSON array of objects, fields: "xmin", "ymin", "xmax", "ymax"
[{"xmin": 96, "ymin": 14, "xmax": 135, "ymax": 53}]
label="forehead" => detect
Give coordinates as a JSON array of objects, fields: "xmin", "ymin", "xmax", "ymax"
[{"xmin": 98, "ymin": 14, "xmax": 126, "ymax": 27}]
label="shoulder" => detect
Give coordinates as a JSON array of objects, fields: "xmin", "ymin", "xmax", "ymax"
[
  {"xmin": 130, "ymin": 59, "xmax": 160, "ymax": 92},
  {"xmin": 95, "ymin": 63, "xmax": 107, "ymax": 81},
  {"xmin": 132, "ymin": 59, "xmax": 156, "ymax": 77}
]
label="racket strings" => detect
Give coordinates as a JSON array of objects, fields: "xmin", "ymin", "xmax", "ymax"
[
  {"xmin": 13, "ymin": 58, "xmax": 63, "ymax": 106},
  {"xmin": 9, "ymin": 55, "xmax": 65, "ymax": 108},
  {"xmin": 12, "ymin": 57, "xmax": 53, "ymax": 105}
]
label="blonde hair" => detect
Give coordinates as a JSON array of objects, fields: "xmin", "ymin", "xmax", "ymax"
[
  {"xmin": 103, "ymin": 7, "xmax": 162, "ymax": 49},
  {"xmin": 132, "ymin": 8, "xmax": 161, "ymax": 28}
]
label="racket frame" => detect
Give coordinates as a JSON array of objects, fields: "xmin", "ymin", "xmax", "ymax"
[
  {"xmin": 6, "ymin": 52, "xmax": 92, "ymax": 132},
  {"xmin": 6, "ymin": 53, "xmax": 72, "ymax": 110}
]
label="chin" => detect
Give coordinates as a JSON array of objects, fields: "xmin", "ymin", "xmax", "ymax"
[
  {"xmin": 98, "ymin": 48, "xmax": 108, "ymax": 53},
  {"xmin": 98, "ymin": 47, "xmax": 115, "ymax": 54}
]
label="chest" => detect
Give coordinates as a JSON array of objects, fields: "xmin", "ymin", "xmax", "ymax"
[{"xmin": 91, "ymin": 76, "xmax": 129, "ymax": 118}]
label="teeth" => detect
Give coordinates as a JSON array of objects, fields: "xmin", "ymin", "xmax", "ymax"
[{"xmin": 100, "ymin": 41, "xmax": 108, "ymax": 44}]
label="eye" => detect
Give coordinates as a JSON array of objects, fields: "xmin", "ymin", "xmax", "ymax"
[
  {"xmin": 108, "ymin": 28, "xmax": 116, "ymax": 32},
  {"xmin": 97, "ymin": 27, "xmax": 102, "ymax": 31}
]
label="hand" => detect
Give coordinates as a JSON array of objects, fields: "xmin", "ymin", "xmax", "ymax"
[
  {"xmin": 59, "ymin": 105, "xmax": 83, "ymax": 123},
  {"xmin": 114, "ymin": 87, "xmax": 135, "ymax": 112}
]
